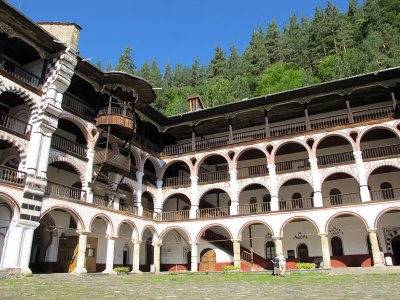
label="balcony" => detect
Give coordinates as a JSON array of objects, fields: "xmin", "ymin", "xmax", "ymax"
[
  {"xmin": 322, "ymin": 192, "xmax": 361, "ymax": 207},
  {"xmin": 93, "ymin": 149, "xmax": 131, "ymax": 173},
  {"xmin": 163, "ymin": 175, "xmax": 191, "ymax": 189},
  {"xmin": 317, "ymin": 151, "xmax": 354, "ymax": 167},
  {"xmin": 0, "ymin": 111, "xmax": 31, "ymax": 138},
  {"xmin": 279, "ymin": 197, "xmax": 314, "ymax": 211},
  {"xmin": 93, "ymin": 194, "xmax": 109, "ymax": 208},
  {"xmin": 362, "ymin": 144, "xmax": 400, "ymax": 161},
  {"xmin": 119, "ymin": 204, "xmax": 138, "ymax": 215},
  {"xmin": 45, "ymin": 181, "xmax": 86, "ymax": 202},
  {"xmin": 238, "ymin": 202, "xmax": 271, "ymax": 215},
  {"xmin": 0, "ymin": 165, "xmax": 26, "ymax": 187},
  {"xmin": 0, "ymin": 57, "xmax": 41, "ymax": 88},
  {"xmin": 142, "ymin": 208, "xmax": 154, "ymax": 219},
  {"xmin": 62, "ymin": 93, "xmax": 97, "ymax": 118},
  {"xmin": 198, "ymin": 170, "xmax": 229, "ymax": 185},
  {"xmin": 197, "ymin": 207, "xmax": 229, "ymax": 218},
  {"xmin": 276, "ymin": 158, "xmax": 310, "ymax": 174},
  {"xmin": 51, "ymin": 134, "xmax": 88, "ymax": 159},
  {"xmin": 156, "ymin": 210, "xmax": 190, "ymax": 221},
  {"xmin": 370, "ymin": 188, "xmax": 400, "ymax": 202},
  {"xmin": 237, "ymin": 164, "xmax": 268, "ymax": 180},
  {"xmin": 95, "ymin": 107, "xmax": 135, "ymax": 139}
]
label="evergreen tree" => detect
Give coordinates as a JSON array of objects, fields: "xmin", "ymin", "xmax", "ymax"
[
  {"xmin": 227, "ymin": 44, "xmax": 243, "ymax": 79},
  {"xmin": 149, "ymin": 59, "xmax": 162, "ymax": 87},
  {"xmin": 242, "ymin": 26, "xmax": 268, "ymax": 76},
  {"xmin": 115, "ymin": 47, "xmax": 136, "ymax": 74},
  {"xmin": 191, "ymin": 56, "xmax": 201, "ymax": 86},
  {"xmin": 136, "ymin": 61, "xmax": 151, "ymax": 79},
  {"xmin": 105, "ymin": 61, "xmax": 113, "ymax": 72},
  {"xmin": 207, "ymin": 46, "xmax": 228, "ymax": 78},
  {"xmin": 96, "ymin": 60, "xmax": 103, "ymax": 71},
  {"xmin": 163, "ymin": 63, "xmax": 173, "ymax": 87},
  {"xmin": 265, "ymin": 20, "xmax": 282, "ymax": 65}
]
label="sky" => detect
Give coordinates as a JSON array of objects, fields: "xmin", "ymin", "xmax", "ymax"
[{"xmin": 6, "ymin": 0, "xmax": 353, "ymax": 72}]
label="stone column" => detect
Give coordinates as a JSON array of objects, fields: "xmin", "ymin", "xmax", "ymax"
[
  {"xmin": 268, "ymin": 164, "xmax": 279, "ymax": 211},
  {"xmin": 130, "ymin": 240, "xmax": 142, "ymax": 273},
  {"xmin": 368, "ymin": 229, "xmax": 385, "ymax": 267},
  {"xmin": 190, "ymin": 242, "xmax": 199, "ymax": 272},
  {"xmin": 232, "ymin": 239, "xmax": 241, "ymax": 269},
  {"xmin": 154, "ymin": 179, "xmax": 163, "ymax": 216},
  {"xmin": 319, "ymin": 233, "xmax": 332, "ymax": 269},
  {"xmin": 353, "ymin": 151, "xmax": 371, "ymax": 202},
  {"xmin": 102, "ymin": 236, "xmax": 117, "ymax": 274},
  {"xmin": 19, "ymin": 221, "xmax": 39, "ymax": 276},
  {"xmin": 190, "ymin": 175, "xmax": 199, "ymax": 219},
  {"xmin": 229, "ymin": 170, "xmax": 238, "ymax": 215},
  {"xmin": 72, "ymin": 230, "xmax": 90, "ymax": 274},
  {"xmin": 135, "ymin": 171, "xmax": 144, "ymax": 216},
  {"xmin": 272, "ymin": 236, "xmax": 283, "ymax": 256},
  {"xmin": 153, "ymin": 243, "xmax": 161, "ymax": 273},
  {"xmin": 83, "ymin": 148, "xmax": 95, "ymax": 203},
  {"xmin": 37, "ymin": 128, "xmax": 54, "ymax": 178},
  {"xmin": 309, "ymin": 158, "xmax": 323, "ymax": 207},
  {"xmin": 0, "ymin": 221, "xmax": 24, "ymax": 269}
]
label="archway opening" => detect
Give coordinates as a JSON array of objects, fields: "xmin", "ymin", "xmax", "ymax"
[
  {"xmin": 163, "ymin": 161, "xmax": 191, "ymax": 189},
  {"xmin": 316, "ymin": 135, "xmax": 354, "ymax": 167},
  {"xmin": 376, "ymin": 208, "xmax": 400, "ymax": 266},
  {"xmin": 278, "ymin": 179, "xmax": 313, "ymax": 211},
  {"xmin": 161, "ymin": 194, "xmax": 191, "ymax": 221},
  {"xmin": 275, "ymin": 143, "xmax": 309, "ymax": 174},
  {"xmin": 198, "ymin": 155, "xmax": 229, "ymax": 185},
  {"xmin": 236, "ymin": 149, "xmax": 268, "ymax": 179},
  {"xmin": 198, "ymin": 189, "xmax": 231, "ymax": 218},
  {"xmin": 368, "ymin": 166, "xmax": 400, "ymax": 201},
  {"xmin": 238, "ymin": 184, "xmax": 271, "ymax": 214},
  {"xmin": 321, "ymin": 173, "xmax": 360, "ymax": 206},
  {"xmin": 160, "ymin": 228, "xmax": 190, "ymax": 271}
]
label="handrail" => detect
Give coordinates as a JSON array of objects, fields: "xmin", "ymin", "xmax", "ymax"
[
  {"xmin": 46, "ymin": 181, "xmax": 86, "ymax": 202},
  {"xmin": 370, "ymin": 188, "xmax": 400, "ymax": 202},
  {"xmin": 198, "ymin": 170, "xmax": 229, "ymax": 184},
  {"xmin": 142, "ymin": 208, "xmax": 155, "ymax": 219},
  {"xmin": 317, "ymin": 151, "xmax": 354, "ymax": 166},
  {"xmin": 322, "ymin": 192, "xmax": 361, "ymax": 207},
  {"xmin": 279, "ymin": 197, "xmax": 314, "ymax": 211},
  {"xmin": 51, "ymin": 134, "xmax": 88, "ymax": 158},
  {"xmin": 63, "ymin": 93, "xmax": 97, "ymax": 116},
  {"xmin": 232, "ymin": 128, "xmax": 265, "ymax": 143},
  {"xmin": 275, "ymin": 158, "xmax": 310, "ymax": 174},
  {"xmin": 197, "ymin": 207, "xmax": 229, "ymax": 218},
  {"xmin": 353, "ymin": 105, "xmax": 393, "ymax": 122},
  {"xmin": 0, "ymin": 111, "xmax": 31, "ymax": 137},
  {"xmin": 196, "ymin": 136, "xmax": 229, "ymax": 151},
  {"xmin": 362, "ymin": 144, "xmax": 400, "ymax": 160},
  {"xmin": 119, "ymin": 204, "xmax": 138, "ymax": 215},
  {"xmin": 238, "ymin": 202, "xmax": 271, "ymax": 215},
  {"xmin": 0, "ymin": 57, "xmax": 41, "ymax": 87},
  {"xmin": 97, "ymin": 107, "xmax": 134, "ymax": 119},
  {"xmin": 310, "ymin": 113, "xmax": 349, "ymax": 130},
  {"xmin": 237, "ymin": 164, "xmax": 268, "ymax": 179},
  {"xmin": 270, "ymin": 121, "xmax": 307, "ymax": 137},
  {"xmin": 156, "ymin": 210, "xmax": 190, "ymax": 221},
  {"xmin": 163, "ymin": 175, "xmax": 191, "ymax": 188},
  {"xmin": 0, "ymin": 165, "xmax": 26, "ymax": 187}
]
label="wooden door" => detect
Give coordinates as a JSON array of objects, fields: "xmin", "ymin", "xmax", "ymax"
[
  {"xmin": 57, "ymin": 236, "xmax": 78, "ymax": 273},
  {"xmin": 200, "ymin": 248, "xmax": 216, "ymax": 271},
  {"xmin": 85, "ymin": 237, "xmax": 98, "ymax": 273}
]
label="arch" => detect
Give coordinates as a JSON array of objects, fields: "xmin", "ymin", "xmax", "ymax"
[
  {"xmin": 198, "ymin": 185, "xmax": 231, "ymax": 203},
  {"xmin": 160, "ymin": 158, "xmax": 193, "ymax": 179},
  {"xmin": 94, "ymin": 133, "xmax": 119, "ymax": 152},
  {"xmin": 238, "ymin": 220, "xmax": 274, "ymax": 240},
  {"xmin": 0, "ymin": 133, "xmax": 28, "ymax": 166},
  {"xmin": 141, "ymin": 225, "xmax": 159, "ymax": 242},
  {"xmin": 116, "ymin": 220, "xmax": 139, "ymax": 240},
  {"xmin": 142, "ymin": 155, "xmax": 162, "ymax": 178},
  {"xmin": 40, "ymin": 206, "xmax": 84, "ymax": 230},
  {"xmin": 234, "ymin": 146, "xmax": 269, "ymax": 169},
  {"xmin": 89, "ymin": 213, "xmax": 114, "ymax": 236},
  {"xmin": 159, "ymin": 226, "xmax": 191, "ymax": 242},
  {"xmin": 0, "ymin": 85, "xmax": 38, "ymax": 111},
  {"xmin": 325, "ymin": 211, "xmax": 368, "ymax": 233},
  {"xmin": 0, "ymin": 192, "xmax": 20, "ymax": 221},
  {"xmin": 280, "ymin": 216, "xmax": 320, "ymax": 236},
  {"xmin": 365, "ymin": 161, "xmax": 400, "ymax": 180},
  {"xmin": 320, "ymin": 169, "xmax": 359, "ymax": 186},
  {"xmin": 129, "ymin": 147, "xmax": 141, "ymax": 169},
  {"xmin": 58, "ymin": 113, "xmax": 91, "ymax": 147},
  {"xmin": 277, "ymin": 173, "xmax": 313, "ymax": 191},
  {"xmin": 237, "ymin": 180, "xmax": 270, "ymax": 200},
  {"xmin": 374, "ymin": 206, "xmax": 400, "ymax": 228},
  {"xmin": 357, "ymin": 124, "xmax": 400, "ymax": 149},
  {"xmin": 194, "ymin": 152, "xmax": 232, "ymax": 174},
  {"xmin": 196, "ymin": 223, "xmax": 233, "ymax": 243},
  {"xmin": 271, "ymin": 138, "xmax": 311, "ymax": 160},
  {"xmin": 313, "ymin": 132, "xmax": 356, "ymax": 156},
  {"xmin": 162, "ymin": 192, "xmax": 192, "ymax": 209},
  {"xmin": 120, "ymin": 177, "xmax": 136, "ymax": 193}
]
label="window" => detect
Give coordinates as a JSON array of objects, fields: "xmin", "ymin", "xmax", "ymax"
[
  {"xmin": 329, "ymin": 188, "xmax": 342, "ymax": 205},
  {"xmin": 380, "ymin": 182, "xmax": 394, "ymax": 200},
  {"xmin": 331, "ymin": 236, "xmax": 344, "ymax": 256},
  {"xmin": 263, "ymin": 194, "xmax": 271, "ymax": 211},
  {"xmin": 265, "ymin": 241, "xmax": 275, "ymax": 259},
  {"xmin": 250, "ymin": 197, "xmax": 257, "ymax": 213},
  {"xmin": 291, "ymin": 192, "xmax": 303, "ymax": 209}
]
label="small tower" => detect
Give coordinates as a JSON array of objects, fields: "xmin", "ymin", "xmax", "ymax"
[{"xmin": 188, "ymin": 95, "xmax": 205, "ymax": 112}]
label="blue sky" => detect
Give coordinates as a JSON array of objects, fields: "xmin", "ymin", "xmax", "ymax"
[{"xmin": 7, "ymin": 0, "xmax": 352, "ymax": 72}]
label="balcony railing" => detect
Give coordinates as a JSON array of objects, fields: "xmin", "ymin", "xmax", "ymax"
[
  {"xmin": 97, "ymin": 107, "xmax": 134, "ymax": 119},
  {"xmin": 237, "ymin": 164, "xmax": 268, "ymax": 179},
  {"xmin": 197, "ymin": 207, "xmax": 229, "ymax": 218},
  {"xmin": 163, "ymin": 175, "xmax": 191, "ymax": 188},
  {"xmin": 198, "ymin": 170, "xmax": 229, "ymax": 184},
  {"xmin": 279, "ymin": 197, "xmax": 314, "ymax": 211},
  {"xmin": 161, "ymin": 105, "xmax": 394, "ymax": 156},
  {"xmin": 93, "ymin": 194, "xmax": 109, "ymax": 207},
  {"xmin": 0, "ymin": 165, "xmax": 26, "ymax": 187},
  {"xmin": 238, "ymin": 202, "xmax": 271, "ymax": 215},
  {"xmin": 0, "ymin": 111, "xmax": 31, "ymax": 137},
  {"xmin": 370, "ymin": 188, "xmax": 400, "ymax": 202},
  {"xmin": 156, "ymin": 210, "xmax": 190, "ymax": 221},
  {"xmin": 119, "ymin": 204, "xmax": 138, "ymax": 215},
  {"xmin": 362, "ymin": 144, "xmax": 400, "ymax": 161},
  {"xmin": 0, "ymin": 57, "xmax": 41, "ymax": 87},
  {"xmin": 322, "ymin": 192, "xmax": 361, "ymax": 207},
  {"xmin": 46, "ymin": 182, "xmax": 86, "ymax": 202},
  {"xmin": 275, "ymin": 158, "xmax": 310, "ymax": 174},
  {"xmin": 142, "ymin": 208, "xmax": 154, "ymax": 219},
  {"xmin": 317, "ymin": 151, "xmax": 354, "ymax": 167},
  {"xmin": 94, "ymin": 149, "xmax": 131, "ymax": 172},
  {"xmin": 63, "ymin": 93, "xmax": 97, "ymax": 117},
  {"xmin": 51, "ymin": 134, "xmax": 88, "ymax": 158}
]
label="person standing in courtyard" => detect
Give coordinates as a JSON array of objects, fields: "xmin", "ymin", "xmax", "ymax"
[
  {"xmin": 272, "ymin": 253, "xmax": 280, "ymax": 276},
  {"xmin": 279, "ymin": 253, "xmax": 286, "ymax": 276}
]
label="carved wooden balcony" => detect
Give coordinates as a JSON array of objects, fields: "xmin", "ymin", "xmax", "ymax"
[
  {"xmin": 93, "ymin": 148, "xmax": 131, "ymax": 173},
  {"xmin": 95, "ymin": 107, "xmax": 135, "ymax": 139}
]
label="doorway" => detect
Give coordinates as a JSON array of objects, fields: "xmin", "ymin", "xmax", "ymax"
[
  {"xmin": 200, "ymin": 248, "xmax": 216, "ymax": 271},
  {"xmin": 392, "ymin": 236, "xmax": 400, "ymax": 265}
]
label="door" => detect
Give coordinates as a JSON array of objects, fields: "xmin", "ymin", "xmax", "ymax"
[
  {"xmin": 392, "ymin": 236, "xmax": 400, "ymax": 265},
  {"xmin": 200, "ymin": 248, "xmax": 216, "ymax": 271},
  {"xmin": 297, "ymin": 243, "xmax": 309, "ymax": 263},
  {"xmin": 57, "ymin": 236, "xmax": 78, "ymax": 273},
  {"xmin": 85, "ymin": 237, "xmax": 98, "ymax": 273}
]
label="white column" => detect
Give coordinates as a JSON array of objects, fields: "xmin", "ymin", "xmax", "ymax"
[
  {"xmin": 102, "ymin": 236, "xmax": 117, "ymax": 274},
  {"xmin": 229, "ymin": 170, "xmax": 238, "ymax": 215},
  {"xmin": 135, "ymin": 171, "xmax": 144, "ymax": 216},
  {"xmin": 190, "ymin": 242, "xmax": 198, "ymax": 272},
  {"xmin": 353, "ymin": 151, "xmax": 371, "ymax": 202},
  {"xmin": 25, "ymin": 124, "xmax": 43, "ymax": 174},
  {"xmin": 272, "ymin": 236, "xmax": 283, "ymax": 256},
  {"xmin": 268, "ymin": 164, "xmax": 279, "ymax": 211},
  {"xmin": 319, "ymin": 233, "xmax": 332, "ymax": 269},
  {"xmin": 19, "ymin": 222, "xmax": 39, "ymax": 276},
  {"xmin": 232, "ymin": 239, "xmax": 241, "ymax": 269},
  {"xmin": 72, "ymin": 231, "xmax": 89, "ymax": 274},
  {"xmin": 153, "ymin": 243, "xmax": 161, "ymax": 273},
  {"xmin": 1, "ymin": 221, "xmax": 24, "ymax": 269},
  {"xmin": 154, "ymin": 179, "xmax": 163, "ymax": 215},
  {"xmin": 309, "ymin": 158, "xmax": 323, "ymax": 207},
  {"xmin": 83, "ymin": 148, "xmax": 95, "ymax": 203},
  {"xmin": 37, "ymin": 129, "xmax": 54, "ymax": 178},
  {"xmin": 190, "ymin": 175, "xmax": 199, "ymax": 219},
  {"xmin": 368, "ymin": 229, "xmax": 385, "ymax": 267},
  {"xmin": 130, "ymin": 240, "xmax": 142, "ymax": 273}
]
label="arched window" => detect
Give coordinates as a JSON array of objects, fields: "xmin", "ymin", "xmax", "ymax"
[
  {"xmin": 263, "ymin": 194, "xmax": 271, "ymax": 211},
  {"xmin": 331, "ymin": 236, "xmax": 344, "ymax": 256},
  {"xmin": 265, "ymin": 241, "xmax": 275, "ymax": 259},
  {"xmin": 329, "ymin": 188, "xmax": 342, "ymax": 205},
  {"xmin": 291, "ymin": 193, "xmax": 303, "ymax": 209},
  {"xmin": 380, "ymin": 182, "xmax": 394, "ymax": 200},
  {"xmin": 297, "ymin": 243, "xmax": 309, "ymax": 262}
]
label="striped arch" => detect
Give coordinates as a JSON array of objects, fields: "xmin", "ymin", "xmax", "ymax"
[
  {"xmin": 233, "ymin": 145, "xmax": 269, "ymax": 169},
  {"xmin": 357, "ymin": 123, "xmax": 400, "ymax": 150},
  {"xmin": 95, "ymin": 133, "xmax": 119, "ymax": 152},
  {"xmin": 89, "ymin": 213, "xmax": 114, "ymax": 236},
  {"xmin": 141, "ymin": 225, "xmax": 159, "ymax": 243},
  {"xmin": 271, "ymin": 138, "xmax": 311, "ymax": 162},
  {"xmin": 162, "ymin": 190, "xmax": 192, "ymax": 207},
  {"xmin": 160, "ymin": 158, "xmax": 193, "ymax": 178},
  {"xmin": 313, "ymin": 131, "xmax": 357, "ymax": 157},
  {"xmin": 325, "ymin": 211, "xmax": 368, "ymax": 233},
  {"xmin": 0, "ymin": 132, "xmax": 28, "ymax": 166},
  {"xmin": 237, "ymin": 179, "xmax": 270, "ymax": 200},
  {"xmin": 129, "ymin": 147, "xmax": 141, "ymax": 169},
  {"xmin": 320, "ymin": 167, "xmax": 359, "ymax": 186},
  {"xmin": 280, "ymin": 216, "xmax": 321, "ymax": 236},
  {"xmin": 59, "ymin": 112, "xmax": 92, "ymax": 147},
  {"xmin": 374, "ymin": 206, "xmax": 400, "ymax": 228},
  {"xmin": 195, "ymin": 223, "xmax": 233, "ymax": 243},
  {"xmin": 0, "ymin": 192, "xmax": 20, "ymax": 220},
  {"xmin": 40, "ymin": 205, "xmax": 84, "ymax": 230},
  {"xmin": 365, "ymin": 160, "xmax": 400, "ymax": 181},
  {"xmin": 0, "ymin": 85, "xmax": 38, "ymax": 111},
  {"xmin": 194, "ymin": 151, "xmax": 233, "ymax": 175},
  {"xmin": 238, "ymin": 220, "xmax": 274, "ymax": 240},
  {"xmin": 141, "ymin": 155, "xmax": 162, "ymax": 178},
  {"xmin": 197, "ymin": 184, "xmax": 231, "ymax": 203},
  {"xmin": 159, "ymin": 226, "xmax": 192, "ymax": 242},
  {"xmin": 48, "ymin": 155, "xmax": 86, "ymax": 184},
  {"xmin": 121, "ymin": 177, "xmax": 136, "ymax": 193},
  {"xmin": 276, "ymin": 172, "xmax": 313, "ymax": 191},
  {"xmin": 116, "ymin": 219, "xmax": 139, "ymax": 240}
]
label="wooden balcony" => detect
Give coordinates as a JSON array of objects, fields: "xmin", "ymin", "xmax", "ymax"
[
  {"xmin": 275, "ymin": 158, "xmax": 310, "ymax": 174},
  {"xmin": 238, "ymin": 202, "xmax": 271, "ymax": 215},
  {"xmin": 370, "ymin": 188, "xmax": 400, "ymax": 202},
  {"xmin": 93, "ymin": 194, "xmax": 109, "ymax": 207},
  {"xmin": 0, "ymin": 165, "xmax": 26, "ymax": 187},
  {"xmin": 197, "ymin": 207, "xmax": 229, "ymax": 218},
  {"xmin": 93, "ymin": 149, "xmax": 131, "ymax": 173},
  {"xmin": 237, "ymin": 164, "xmax": 268, "ymax": 179},
  {"xmin": 362, "ymin": 144, "xmax": 400, "ymax": 161},
  {"xmin": 279, "ymin": 197, "xmax": 314, "ymax": 211},
  {"xmin": 163, "ymin": 175, "xmax": 191, "ymax": 189},
  {"xmin": 45, "ymin": 181, "xmax": 86, "ymax": 202},
  {"xmin": 95, "ymin": 107, "xmax": 135, "ymax": 139},
  {"xmin": 317, "ymin": 151, "xmax": 354, "ymax": 167},
  {"xmin": 62, "ymin": 93, "xmax": 97, "ymax": 118},
  {"xmin": 0, "ymin": 111, "xmax": 31, "ymax": 138},
  {"xmin": 198, "ymin": 170, "xmax": 229, "ymax": 185},
  {"xmin": 0, "ymin": 57, "xmax": 40, "ymax": 87},
  {"xmin": 119, "ymin": 204, "xmax": 138, "ymax": 215},
  {"xmin": 156, "ymin": 210, "xmax": 190, "ymax": 221},
  {"xmin": 51, "ymin": 134, "xmax": 88, "ymax": 159},
  {"xmin": 142, "ymin": 208, "xmax": 154, "ymax": 219},
  {"xmin": 322, "ymin": 192, "xmax": 361, "ymax": 207}
]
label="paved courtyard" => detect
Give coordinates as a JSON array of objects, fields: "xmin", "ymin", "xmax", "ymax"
[{"xmin": 0, "ymin": 268, "xmax": 399, "ymax": 299}]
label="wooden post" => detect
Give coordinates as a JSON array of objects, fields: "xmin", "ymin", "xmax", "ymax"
[
  {"xmin": 264, "ymin": 110, "xmax": 270, "ymax": 138},
  {"xmin": 346, "ymin": 97, "xmax": 354, "ymax": 123},
  {"xmin": 228, "ymin": 118, "xmax": 233, "ymax": 144},
  {"xmin": 304, "ymin": 104, "xmax": 311, "ymax": 130},
  {"xmin": 191, "ymin": 126, "xmax": 196, "ymax": 151}
]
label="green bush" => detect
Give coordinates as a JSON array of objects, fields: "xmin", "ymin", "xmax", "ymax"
[
  {"xmin": 223, "ymin": 265, "xmax": 240, "ymax": 272},
  {"xmin": 295, "ymin": 263, "xmax": 315, "ymax": 269},
  {"xmin": 113, "ymin": 266, "xmax": 129, "ymax": 273}
]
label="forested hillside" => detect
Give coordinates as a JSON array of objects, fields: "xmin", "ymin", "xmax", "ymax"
[{"xmin": 98, "ymin": 0, "xmax": 400, "ymax": 116}]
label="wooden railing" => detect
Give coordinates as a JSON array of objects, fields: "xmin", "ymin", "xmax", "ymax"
[
  {"xmin": 156, "ymin": 210, "xmax": 190, "ymax": 221},
  {"xmin": 237, "ymin": 164, "xmax": 268, "ymax": 179},
  {"xmin": 279, "ymin": 197, "xmax": 314, "ymax": 211},
  {"xmin": 241, "ymin": 250, "xmax": 252, "ymax": 264},
  {"xmin": 94, "ymin": 149, "xmax": 131, "ymax": 171},
  {"xmin": 97, "ymin": 107, "xmax": 134, "ymax": 119},
  {"xmin": 93, "ymin": 194, "xmax": 109, "ymax": 207},
  {"xmin": 0, "ymin": 165, "xmax": 26, "ymax": 187},
  {"xmin": 119, "ymin": 204, "xmax": 138, "ymax": 215},
  {"xmin": 238, "ymin": 202, "xmax": 271, "ymax": 215},
  {"xmin": 0, "ymin": 112, "xmax": 31, "ymax": 137},
  {"xmin": 322, "ymin": 192, "xmax": 361, "ymax": 207},
  {"xmin": 0, "ymin": 57, "xmax": 41, "ymax": 87},
  {"xmin": 163, "ymin": 175, "xmax": 191, "ymax": 188},
  {"xmin": 142, "ymin": 208, "xmax": 154, "ymax": 219},
  {"xmin": 370, "ymin": 188, "xmax": 400, "ymax": 202},
  {"xmin": 275, "ymin": 158, "xmax": 310, "ymax": 174},
  {"xmin": 51, "ymin": 134, "xmax": 87, "ymax": 158},
  {"xmin": 198, "ymin": 170, "xmax": 229, "ymax": 184},
  {"xmin": 161, "ymin": 105, "xmax": 395, "ymax": 156},
  {"xmin": 197, "ymin": 207, "xmax": 229, "ymax": 218},
  {"xmin": 46, "ymin": 182, "xmax": 86, "ymax": 202},
  {"xmin": 63, "ymin": 93, "xmax": 97, "ymax": 116},
  {"xmin": 317, "ymin": 151, "xmax": 354, "ymax": 167},
  {"xmin": 362, "ymin": 144, "xmax": 400, "ymax": 161}
]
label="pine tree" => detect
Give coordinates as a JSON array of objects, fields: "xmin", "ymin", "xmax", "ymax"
[
  {"xmin": 115, "ymin": 47, "xmax": 136, "ymax": 74},
  {"xmin": 163, "ymin": 63, "xmax": 173, "ymax": 87},
  {"xmin": 265, "ymin": 20, "xmax": 282, "ymax": 64},
  {"xmin": 191, "ymin": 56, "xmax": 201, "ymax": 86},
  {"xmin": 242, "ymin": 26, "xmax": 268, "ymax": 76},
  {"xmin": 136, "ymin": 61, "xmax": 151, "ymax": 79},
  {"xmin": 227, "ymin": 44, "xmax": 243, "ymax": 80},
  {"xmin": 149, "ymin": 59, "xmax": 162, "ymax": 88},
  {"xmin": 96, "ymin": 60, "xmax": 103, "ymax": 71},
  {"xmin": 207, "ymin": 46, "xmax": 228, "ymax": 79}
]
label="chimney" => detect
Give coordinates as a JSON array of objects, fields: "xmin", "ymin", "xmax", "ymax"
[
  {"xmin": 37, "ymin": 22, "xmax": 82, "ymax": 52},
  {"xmin": 188, "ymin": 95, "xmax": 204, "ymax": 112}
]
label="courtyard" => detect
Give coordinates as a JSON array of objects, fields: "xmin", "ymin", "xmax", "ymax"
[{"xmin": 0, "ymin": 268, "xmax": 399, "ymax": 300}]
